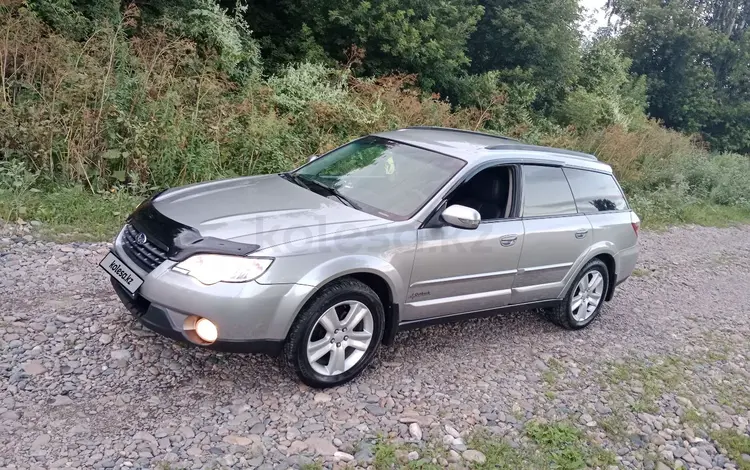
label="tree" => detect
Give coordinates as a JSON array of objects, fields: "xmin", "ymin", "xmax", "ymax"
[
  {"xmin": 556, "ymin": 38, "xmax": 647, "ymax": 131},
  {"xmin": 611, "ymin": 0, "xmax": 750, "ymax": 151},
  {"xmin": 467, "ymin": 0, "xmax": 582, "ymax": 110}
]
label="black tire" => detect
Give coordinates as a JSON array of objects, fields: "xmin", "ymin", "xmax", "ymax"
[
  {"xmin": 544, "ymin": 259, "xmax": 609, "ymax": 330},
  {"xmin": 284, "ymin": 278, "xmax": 385, "ymax": 388}
]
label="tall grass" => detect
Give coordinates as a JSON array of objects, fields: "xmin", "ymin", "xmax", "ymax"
[{"xmin": 2, "ymin": 4, "xmax": 750, "ymax": 233}]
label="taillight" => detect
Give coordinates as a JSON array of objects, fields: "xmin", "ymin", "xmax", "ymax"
[{"xmin": 630, "ymin": 212, "xmax": 641, "ymax": 236}]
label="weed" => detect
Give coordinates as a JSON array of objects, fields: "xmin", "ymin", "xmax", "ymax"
[
  {"xmin": 599, "ymin": 413, "xmax": 628, "ymax": 440},
  {"xmin": 682, "ymin": 408, "xmax": 706, "ymax": 427},
  {"xmin": 707, "ymin": 350, "xmax": 729, "ymax": 361},
  {"xmin": 542, "ymin": 370, "xmax": 558, "ymax": 387},
  {"xmin": 300, "ymin": 463, "xmax": 323, "ymax": 470},
  {"xmin": 712, "ymin": 430, "xmax": 750, "ymax": 470},
  {"xmin": 631, "ymin": 267, "xmax": 651, "ymax": 277},
  {"xmin": 525, "ymin": 421, "xmax": 616, "ymax": 470},
  {"xmin": 603, "ymin": 356, "xmax": 685, "ymax": 413},
  {"xmin": 373, "ymin": 439, "xmax": 398, "ymax": 470},
  {"xmin": 547, "ymin": 358, "xmax": 565, "ymax": 372},
  {"xmin": 469, "ymin": 430, "xmax": 528, "ymax": 470},
  {"xmin": 0, "ymin": 185, "xmax": 139, "ymax": 241}
]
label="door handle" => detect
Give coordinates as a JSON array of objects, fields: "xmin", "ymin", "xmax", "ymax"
[
  {"xmin": 500, "ymin": 234, "xmax": 518, "ymax": 247},
  {"xmin": 575, "ymin": 229, "xmax": 589, "ymax": 239}
]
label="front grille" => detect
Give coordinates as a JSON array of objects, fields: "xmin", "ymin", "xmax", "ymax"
[{"xmin": 121, "ymin": 224, "xmax": 167, "ymax": 272}]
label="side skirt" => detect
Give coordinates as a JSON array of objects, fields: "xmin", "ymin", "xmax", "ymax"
[{"xmin": 396, "ymin": 299, "xmax": 561, "ymax": 331}]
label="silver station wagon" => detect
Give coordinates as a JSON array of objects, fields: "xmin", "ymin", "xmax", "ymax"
[{"xmin": 101, "ymin": 127, "xmax": 640, "ymax": 387}]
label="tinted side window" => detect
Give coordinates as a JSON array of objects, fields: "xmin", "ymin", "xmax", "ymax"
[
  {"xmin": 564, "ymin": 168, "xmax": 628, "ymax": 213},
  {"xmin": 522, "ymin": 166, "xmax": 577, "ymax": 217}
]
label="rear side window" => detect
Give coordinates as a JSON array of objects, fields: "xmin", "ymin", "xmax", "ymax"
[
  {"xmin": 564, "ymin": 168, "xmax": 628, "ymax": 213},
  {"xmin": 521, "ymin": 166, "xmax": 577, "ymax": 217}
]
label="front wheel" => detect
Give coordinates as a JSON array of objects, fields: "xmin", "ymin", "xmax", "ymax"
[
  {"xmin": 544, "ymin": 259, "xmax": 609, "ymax": 330},
  {"xmin": 284, "ymin": 278, "xmax": 385, "ymax": 388}
]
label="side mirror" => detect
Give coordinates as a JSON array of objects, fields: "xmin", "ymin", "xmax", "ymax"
[
  {"xmin": 441, "ymin": 204, "xmax": 480, "ymax": 230},
  {"xmin": 307, "ymin": 154, "xmax": 319, "ymax": 163}
]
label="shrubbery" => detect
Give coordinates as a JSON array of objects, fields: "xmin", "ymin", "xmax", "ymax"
[{"xmin": 1, "ymin": 2, "xmax": 750, "ymax": 232}]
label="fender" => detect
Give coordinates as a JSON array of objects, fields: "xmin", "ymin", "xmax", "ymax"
[
  {"xmin": 278, "ymin": 255, "xmax": 406, "ymax": 333},
  {"xmin": 557, "ymin": 241, "xmax": 617, "ymax": 300}
]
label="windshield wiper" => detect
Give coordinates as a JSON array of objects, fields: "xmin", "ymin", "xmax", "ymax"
[
  {"xmin": 296, "ymin": 175, "xmax": 361, "ymax": 210},
  {"xmin": 281, "ymin": 172, "xmax": 310, "ymax": 190}
]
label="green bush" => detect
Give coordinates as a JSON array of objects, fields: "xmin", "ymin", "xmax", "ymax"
[{"xmin": 2, "ymin": 3, "xmax": 750, "ymax": 235}]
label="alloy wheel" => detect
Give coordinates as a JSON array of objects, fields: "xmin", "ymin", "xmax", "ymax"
[
  {"xmin": 306, "ymin": 301, "xmax": 374, "ymax": 376},
  {"xmin": 570, "ymin": 270, "xmax": 604, "ymax": 322}
]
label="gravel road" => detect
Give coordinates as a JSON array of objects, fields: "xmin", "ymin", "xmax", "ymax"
[{"xmin": 1, "ymin": 222, "xmax": 749, "ymax": 470}]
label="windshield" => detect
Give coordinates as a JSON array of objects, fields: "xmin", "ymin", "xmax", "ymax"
[{"xmin": 294, "ymin": 137, "xmax": 465, "ymax": 220}]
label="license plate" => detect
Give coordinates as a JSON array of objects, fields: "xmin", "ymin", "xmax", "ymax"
[{"xmin": 99, "ymin": 252, "xmax": 143, "ymax": 294}]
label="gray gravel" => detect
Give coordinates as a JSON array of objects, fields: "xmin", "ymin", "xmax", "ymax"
[{"xmin": 1, "ymin": 220, "xmax": 750, "ymax": 469}]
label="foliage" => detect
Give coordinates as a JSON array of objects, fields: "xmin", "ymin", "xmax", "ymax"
[
  {"xmin": 146, "ymin": 0, "xmax": 261, "ymax": 80},
  {"xmin": 3, "ymin": 1, "xmax": 750, "ymax": 237},
  {"xmin": 467, "ymin": 0, "xmax": 582, "ymax": 110},
  {"xmin": 241, "ymin": 0, "xmax": 484, "ymax": 90},
  {"xmin": 267, "ymin": 62, "xmax": 350, "ymax": 113},
  {"xmin": 556, "ymin": 39, "xmax": 647, "ymax": 132},
  {"xmin": 712, "ymin": 430, "xmax": 750, "ymax": 470},
  {"xmin": 524, "ymin": 421, "xmax": 616, "ymax": 469},
  {"xmin": 468, "ymin": 424, "xmax": 615, "ymax": 470},
  {"xmin": 0, "ymin": 185, "xmax": 139, "ymax": 240},
  {"xmin": 612, "ymin": 0, "xmax": 750, "ymax": 153}
]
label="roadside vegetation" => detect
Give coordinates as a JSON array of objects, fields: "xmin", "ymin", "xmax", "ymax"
[
  {"xmin": 2, "ymin": 1, "xmax": 750, "ymax": 237},
  {"xmin": 366, "ymin": 422, "xmax": 615, "ymax": 470}
]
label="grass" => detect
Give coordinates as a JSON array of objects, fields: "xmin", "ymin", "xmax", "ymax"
[
  {"xmin": 469, "ymin": 432, "xmax": 528, "ymax": 470},
  {"xmin": 467, "ymin": 423, "xmax": 615, "ymax": 470},
  {"xmin": 599, "ymin": 412, "xmax": 628, "ymax": 441},
  {"xmin": 682, "ymin": 408, "xmax": 707, "ymax": 427},
  {"xmin": 0, "ymin": 186, "xmax": 139, "ymax": 241},
  {"xmin": 603, "ymin": 356, "xmax": 685, "ymax": 414},
  {"xmin": 712, "ymin": 430, "xmax": 750, "ymax": 470},
  {"xmin": 299, "ymin": 464, "xmax": 323, "ymax": 470},
  {"xmin": 525, "ymin": 421, "xmax": 616, "ymax": 469},
  {"xmin": 635, "ymin": 200, "xmax": 750, "ymax": 230},
  {"xmin": 374, "ymin": 439, "xmax": 398, "ymax": 470},
  {"xmin": 372, "ymin": 439, "xmax": 446, "ymax": 470}
]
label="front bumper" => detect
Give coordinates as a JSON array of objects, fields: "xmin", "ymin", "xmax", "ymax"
[
  {"xmin": 109, "ymin": 226, "xmax": 315, "ymax": 352},
  {"xmin": 111, "ymin": 279, "xmax": 284, "ymax": 355}
]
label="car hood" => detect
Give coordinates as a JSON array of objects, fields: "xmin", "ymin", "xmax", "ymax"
[{"xmin": 152, "ymin": 175, "xmax": 388, "ymax": 247}]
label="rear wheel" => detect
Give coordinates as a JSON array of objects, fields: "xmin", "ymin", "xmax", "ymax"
[
  {"xmin": 284, "ymin": 278, "xmax": 384, "ymax": 388},
  {"xmin": 545, "ymin": 259, "xmax": 609, "ymax": 330}
]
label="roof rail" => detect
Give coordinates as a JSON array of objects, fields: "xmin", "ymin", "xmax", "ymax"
[
  {"xmin": 405, "ymin": 126, "xmax": 519, "ymax": 143},
  {"xmin": 485, "ymin": 143, "xmax": 598, "ymax": 161}
]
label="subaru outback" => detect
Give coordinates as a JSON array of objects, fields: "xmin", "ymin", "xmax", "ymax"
[{"xmin": 101, "ymin": 127, "xmax": 640, "ymax": 388}]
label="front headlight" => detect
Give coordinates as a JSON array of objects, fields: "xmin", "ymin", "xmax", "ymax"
[{"xmin": 172, "ymin": 255, "xmax": 273, "ymax": 285}]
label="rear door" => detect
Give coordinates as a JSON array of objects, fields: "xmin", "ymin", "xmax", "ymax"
[
  {"xmin": 512, "ymin": 165, "xmax": 593, "ymax": 304},
  {"xmin": 563, "ymin": 168, "xmax": 639, "ymax": 281}
]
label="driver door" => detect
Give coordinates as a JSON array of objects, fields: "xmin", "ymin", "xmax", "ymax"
[
  {"xmin": 403, "ymin": 221, "xmax": 525, "ymax": 321},
  {"xmin": 402, "ymin": 165, "xmax": 524, "ymax": 322}
]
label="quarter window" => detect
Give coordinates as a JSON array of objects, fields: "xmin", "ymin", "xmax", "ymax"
[
  {"xmin": 521, "ymin": 166, "xmax": 577, "ymax": 217},
  {"xmin": 563, "ymin": 168, "xmax": 628, "ymax": 213}
]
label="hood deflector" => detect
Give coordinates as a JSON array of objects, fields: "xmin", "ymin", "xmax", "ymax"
[{"xmin": 127, "ymin": 196, "xmax": 261, "ymax": 262}]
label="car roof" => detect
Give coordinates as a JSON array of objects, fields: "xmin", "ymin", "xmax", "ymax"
[{"xmin": 374, "ymin": 127, "xmax": 612, "ymax": 173}]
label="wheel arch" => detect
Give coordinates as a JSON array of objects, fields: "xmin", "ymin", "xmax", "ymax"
[
  {"xmin": 559, "ymin": 243, "xmax": 617, "ymax": 302},
  {"xmin": 288, "ymin": 257, "xmax": 404, "ymax": 346},
  {"xmin": 592, "ymin": 252, "xmax": 617, "ymax": 301}
]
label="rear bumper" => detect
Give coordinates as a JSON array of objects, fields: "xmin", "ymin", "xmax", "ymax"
[{"xmin": 111, "ymin": 279, "xmax": 284, "ymax": 355}]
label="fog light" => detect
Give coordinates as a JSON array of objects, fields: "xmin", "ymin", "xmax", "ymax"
[{"xmin": 195, "ymin": 318, "xmax": 218, "ymax": 343}]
